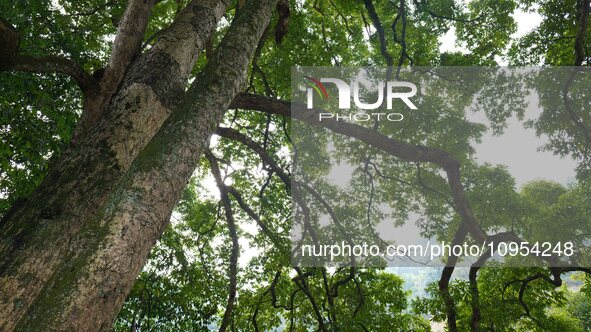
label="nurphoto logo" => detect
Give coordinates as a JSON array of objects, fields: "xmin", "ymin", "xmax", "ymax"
[{"xmin": 304, "ymin": 76, "xmax": 418, "ymax": 122}]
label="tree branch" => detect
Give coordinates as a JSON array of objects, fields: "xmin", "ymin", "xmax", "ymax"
[
  {"xmin": 0, "ymin": 17, "xmax": 95, "ymax": 93},
  {"xmin": 274, "ymin": 0, "xmax": 290, "ymax": 44},
  {"xmin": 205, "ymin": 149, "xmax": 239, "ymax": 332},
  {"xmin": 231, "ymin": 93, "xmax": 591, "ymax": 330},
  {"xmin": 149, "ymin": 0, "xmax": 231, "ymax": 77},
  {"xmin": 292, "ymin": 267, "xmax": 328, "ymax": 331},
  {"xmin": 232, "ymin": 94, "xmax": 459, "ymax": 167},
  {"xmin": 437, "ymin": 223, "xmax": 469, "ymax": 332},
  {"xmin": 232, "ymin": 93, "xmax": 488, "ymax": 240},
  {"xmin": 0, "ymin": 18, "xmax": 19, "ymax": 57},
  {"xmin": 101, "ymin": 0, "xmax": 155, "ymax": 94},
  {"xmin": 70, "ymin": 0, "xmax": 156, "ymax": 138},
  {"xmin": 574, "ymin": 0, "xmax": 590, "ymax": 66},
  {"xmin": 467, "ymin": 248, "xmax": 494, "ymax": 331},
  {"xmin": 468, "ymin": 265, "xmax": 481, "ymax": 332},
  {"xmin": 362, "ymin": 0, "xmax": 394, "ymax": 68},
  {"xmin": 391, "ymin": 0, "xmax": 414, "ymax": 75},
  {"xmin": 0, "ymin": 54, "xmax": 96, "ymax": 92},
  {"xmin": 216, "ymin": 126, "xmax": 291, "ymax": 191},
  {"xmin": 226, "ymin": 184, "xmax": 284, "ymax": 250}
]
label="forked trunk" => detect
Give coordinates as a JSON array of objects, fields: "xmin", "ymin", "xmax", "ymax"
[{"xmin": 0, "ymin": 0, "xmax": 276, "ymax": 330}]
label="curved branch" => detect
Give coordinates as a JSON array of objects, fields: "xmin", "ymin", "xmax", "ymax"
[
  {"xmin": 231, "ymin": 93, "xmax": 591, "ymax": 330},
  {"xmin": 331, "ymin": 267, "xmax": 355, "ymax": 298},
  {"xmin": 517, "ymin": 274, "xmax": 546, "ymax": 328},
  {"xmin": 232, "ymin": 94, "xmax": 459, "ymax": 167},
  {"xmin": 467, "ymin": 250, "xmax": 494, "ymax": 331},
  {"xmin": 231, "ymin": 93, "xmax": 487, "ymax": 242},
  {"xmin": 562, "ymin": 68, "xmax": 591, "ymax": 154},
  {"xmin": 362, "ymin": 0, "xmax": 394, "ymax": 68},
  {"xmin": 438, "ymin": 224, "xmax": 469, "ymax": 332},
  {"xmin": 292, "ymin": 267, "xmax": 328, "ymax": 332},
  {"xmin": 252, "ymin": 270, "xmax": 299, "ymax": 331},
  {"xmin": 391, "ymin": 0, "xmax": 413, "ymax": 75},
  {"xmin": 0, "ymin": 54, "xmax": 96, "ymax": 92}
]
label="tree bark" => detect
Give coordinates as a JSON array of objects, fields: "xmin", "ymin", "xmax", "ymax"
[{"xmin": 0, "ymin": 0, "xmax": 276, "ymax": 330}]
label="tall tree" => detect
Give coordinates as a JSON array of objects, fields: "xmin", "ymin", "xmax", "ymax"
[
  {"xmin": 0, "ymin": 0, "xmax": 277, "ymax": 329},
  {"xmin": 1, "ymin": 0, "xmax": 590, "ymax": 331}
]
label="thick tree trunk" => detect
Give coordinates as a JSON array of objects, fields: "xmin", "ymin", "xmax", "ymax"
[{"xmin": 0, "ymin": 0, "xmax": 276, "ymax": 330}]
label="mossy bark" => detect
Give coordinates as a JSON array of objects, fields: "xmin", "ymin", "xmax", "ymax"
[{"xmin": 0, "ymin": 0, "xmax": 279, "ymax": 330}]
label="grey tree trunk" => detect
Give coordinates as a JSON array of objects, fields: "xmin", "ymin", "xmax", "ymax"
[{"xmin": 0, "ymin": 0, "xmax": 277, "ymax": 330}]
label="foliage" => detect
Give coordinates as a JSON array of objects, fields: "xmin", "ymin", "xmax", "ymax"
[{"xmin": 2, "ymin": 0, "xmax": 591, "ymax": 330}]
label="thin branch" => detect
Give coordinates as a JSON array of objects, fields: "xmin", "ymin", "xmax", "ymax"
[
  {"xmin": 247, "ymin": 23, "xmax": 272, "ymax": 94},
  {"xmin": 216, "ymin": 127, "xmax": 291, "ymax": 191},
  {"xmin": 320, "ymin": 268, "xmax": 337, "ymax": 326},
  {"xmin": 415, "ymin": 163, "xmax": 456, "ymax": 210},
  {"xmin": 225, "ymin": 185, "xmax": 285, "ymax": 250},
  {"xmin": 517, "ymin": 275, "xmax": 546, "ymax": 328},
  {"xmin": 269, "ymin": 271, "xmax": 295, "ymax": 310},
  {"xmin": 252, "ymin": 271, "xmax": 278, "ymax": 331},
  {"xmin": 438, "ymin": 224, "xmax": 469, "ymax": 332},
  {"xmin": 353, "ymin": 275, "xmax": 365, "ymax": 318},
  {"xmin": 331, "ymin": 267, "xmax": 355, "ymax": 298},
  {"xmin": 297, "ymin": 180, "xmax": 356, "ymax": 249},
  {"xmin": 391, "ymin": 0, "xmax": 413, "ymax": 76},
  {"xmin": 328, "ymin": 0, "xmax": 354, "ymax": 37},
  {"xmin": 360, "ymin": 11, "xmax": 372, "ymax": 38},
  {"xmin": 467, "ymin": 250, "xmax": 493, "ymax": 332},
  {"xmin": 562, "ymin": 69, "xmax": 591, "ymax": 156},
  {"xmin": 323, "ymin": 23, "xmax": 341, "ymax": 65},
  {"xmin": 205, "ymin": 150, "xmax": 239, "ymax": 332}
]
